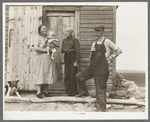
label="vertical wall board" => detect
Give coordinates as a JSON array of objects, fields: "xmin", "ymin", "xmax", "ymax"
[
  {"xmin": 7, "ymin": 7, "xmax": 14, "ymax": 81},
  {"xmin": 11, "ymin": 6, "xmax": 17, "ymax": 81},
  {"xmin": 56, "ymin": 16, "xmax": 63, "ymax": 81},
  {"xmin": 75, "ymin": 11, "xmax": 80, "ymax": 39},
  {"xmin": 70, "ymin": 16, "xmax": 75, "ymax": 37},
  {"xmin": 5, "ymin": 5, "xmax": 9, "ymax": 83},
  {"xmin": 17, "ymin": 7, "xmax": 23, "ymax": 89},
  {"xmin": 112, "ymin": 6, "xmax": 117, "ymax": 90},
  {"xmin": 30, "ymin": 6, "xmax": 36, "ymax": 90},
  {"xmin": 62, "ymin": 17, "xmax": 69, "ymax": 40}
]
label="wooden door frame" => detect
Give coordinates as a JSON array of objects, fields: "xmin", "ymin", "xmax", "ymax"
[{"xmin": 42, "ymin": 6, "xmax": 80, "ymax": 40}]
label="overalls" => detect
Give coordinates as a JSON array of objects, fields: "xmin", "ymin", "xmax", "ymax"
[{"xmin": 76, "ymin": 39, "xmax": 109, "ymax": 111}]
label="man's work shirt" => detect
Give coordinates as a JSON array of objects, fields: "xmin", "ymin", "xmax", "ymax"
[
  {"xmin": 61, "ymin": 35, "xmax": 80, "ymax": 63},
  {"xmin": 91, "ymin": 37, "xmax": 122, "ymax": 59}
]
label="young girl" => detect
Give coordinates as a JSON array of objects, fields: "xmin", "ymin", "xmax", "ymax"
[{"xmin": 46, "ymin": 31, "xmax": 59, "ymax": 59}]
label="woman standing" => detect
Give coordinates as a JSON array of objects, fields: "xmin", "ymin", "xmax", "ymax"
[{"xmin": 34, "ymin": 25, "xmax": 59, "ymax": 98}]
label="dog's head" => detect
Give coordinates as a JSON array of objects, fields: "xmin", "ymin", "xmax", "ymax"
[
  {"xmin": 7, "ymin": 80, "xmax": 19, "ymax": 90},
  {"xmin": 121, "ymin": 79, "xmax": 135, "ymax": 88},
  {"xmin": 121, "ymin": 79, "xmax": 127, "ymax": 88}
]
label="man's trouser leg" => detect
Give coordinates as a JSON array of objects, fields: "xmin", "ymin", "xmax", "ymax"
[
  {"xmin": 64, "ymin": 54, "xmax": 70, "ymax": 94},
  {"xmin": 94, "ymin": 71, "xmax": 109, "ymax": 112},
  {"xmin": 69, "ymin": 52, "xmax": 78, "ymax": 95},
  {"xmin": 76, "ymin": 67, "xmax": 94, "ymax": 95}
]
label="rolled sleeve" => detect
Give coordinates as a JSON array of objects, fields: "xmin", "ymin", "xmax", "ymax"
[{"xmin": 108, "ymin": 40, "xmax": 122, "ymax": 56}]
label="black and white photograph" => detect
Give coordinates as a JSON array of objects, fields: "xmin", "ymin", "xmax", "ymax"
[{"xmin": 3, "ymin": 2, "xmax": 148, "ymax": 120}]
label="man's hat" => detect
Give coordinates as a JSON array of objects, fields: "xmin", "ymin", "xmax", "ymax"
[
  {"xmin": 65, "ymin": 27, "xmax": 73, "ymax": 33},
  {"xmin": 94, "ymin": 24, "xmax": 105, "ymax": 31}
]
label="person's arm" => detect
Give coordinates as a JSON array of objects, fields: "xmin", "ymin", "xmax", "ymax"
[
  {"xmin": 74, "ymin": 38, "xmax": 80, "ymax": 64},
  {"xmin": 53, "ymin": 39, "xmax": 60, "ymax": 47},
  {"xmin": 33, "ymin": 37, "xmax": 48, "ymax": 53},
  {"xmin": 34, "ymin": 47, "xmax": 47, "ymax": 53},
  {"xmin": 107, "ymin": 40, "xmax": 122, "ymax": 63},
  {"xmin": 89, "ymin": 42, "xmax": 96, "ymax": 59}
]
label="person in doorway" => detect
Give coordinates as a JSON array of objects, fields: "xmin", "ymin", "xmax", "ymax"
[
  {"xmin": 61, "ymin": 27, "xmax": 80, "ymax": 96},
  {"xmin": 34, "ymin": 25, "xmax": 59, "ymax": 99},
  {"xmin": 75, "ymin": 25, "xmax": 122, "ymax": 112}
]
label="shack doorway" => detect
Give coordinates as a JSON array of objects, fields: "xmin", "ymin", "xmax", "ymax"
[{"xmin": 45, "ymin": 11, "xmax": 76, "ymax": 90}]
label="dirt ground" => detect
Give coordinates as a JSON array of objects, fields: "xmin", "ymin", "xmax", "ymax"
[{"xmin": 4, "ymin": 87, "xmax": 145, "ymax": 112}]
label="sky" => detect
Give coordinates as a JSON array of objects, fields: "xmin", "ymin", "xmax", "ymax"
[{"xmin": 115, "ymin": 2, "xmax": 147, "ymax": 71}]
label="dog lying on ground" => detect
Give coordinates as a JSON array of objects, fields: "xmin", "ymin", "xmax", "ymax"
[
  {"xmin": 121, "ymin": 79, "xmax": 139, "ymax": 92},
  {"xmin": 109, "ymin": 72, "xmax": 145, "ymax": 99},
  {"xmin": 121, "ymin": 79, "xmax": 145, "ymax": 99},
  {"xmin": 5, "ymin": 80, "xmax": 21, "ymax": 97}
]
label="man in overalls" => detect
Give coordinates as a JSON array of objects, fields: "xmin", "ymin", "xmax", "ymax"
[
  {"xmin": 61, "ymin": 27, "xmax": 80, "ymax": 96},
  {"xmin": 75, "ymin": 25, "xmax": 122, "ymax": 112}
]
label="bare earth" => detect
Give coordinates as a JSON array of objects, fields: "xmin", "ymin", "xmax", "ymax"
[{"xmin": 4, "ymin": 87, "xmax": 145, "ymax": 112}]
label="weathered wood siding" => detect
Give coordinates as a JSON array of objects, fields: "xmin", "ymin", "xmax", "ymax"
[
  {"xmin": 5, "ymin": 6, "xmax": 9, "ymax": 84},
  {"xmin": 5, "ymin": 5, "xmax": 117, "ymax": 91},
  {"xmin": 6, "ymin": 6, "xmax": 42, "ymax": 90},
  {"xmin": 79, "ymin": 6, "xmax": 117, "ymax": 91}
]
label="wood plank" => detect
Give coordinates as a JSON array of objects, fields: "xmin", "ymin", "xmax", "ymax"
[
  {"xmin": 81, "ymin": 15, "xmax": 113, "ymax": 19},
  {"xmin": 17, "ymin": 7, "xmax": 24, "ymax": 90},
  {"xmin": 56, "ymin": 16, "xmax": 63, "ymax": 81},
  {"xmin": 80, "ymin": 6, "xmax": 113, "ymax": 11},
  {"xmin": 4, "ymin": 96, "xmax": 145, "ymax": 106},
  {"xmin": 7, "ymin": 7, "xmax": 14, "ymax": 81},
  {"xmin": 81, "ymin": 19, "xmax": 113, "ymax": 24},
  {"xmin": 80, "ymin": 23, "xmax": 112, "ymax": 28},
  {"xmin": 81, "ymin": 11, "xmax": 113, "ymax": 15},
  {"xmin": 11, "ymin": 6, "xmax": 18, "ymax": 81},
  {"xmin": 21, "ymin": 7, "xmax": 27, "ymax": 90},
  {"xmin": 80, "ymin": 36, "xmax": 113, "ymax": 41},
  {"xmin": 29, "ymin": 6, "xmax": 36, "ymax": 90},
  {"xmin": 70, "ymin": 16, "xmax": 75, "ymax": 37},
  {"xmin": 47, "ymin": 12, "xmax": 74, "ymax": 17},
  {"xmin": 80, "ymin": 33, "xmax": 113, "ymax": 37},
  {"xmin": 80, "ymin": 38, "xmax": 113, "ymax": 42},
  {"xmin": 80, "ymin": 28, "xmax": 113, "ymax": 32},
  {"xmin": 75, "ymin": 10, "xmax": 80, "ymax": 39},
  {"xmin": 23, "ymin": 7, "xmax": 29, "ymax": 90},
  {"xmin": 42, "ymin": 6, "xmax": 46, "ymax": 25},
  {"xmin": 112, "ymin": 7, "xmax": 117, "ymax": 91},
  {"xmin": 80, "ymin": 32, "xmax": 113, "ymax": 35},
  {"xmin": 50, "ymin": 17, "xmax": 58, "ymax": 35},
  {"xmin": 63, "ymin": 17, "xmax": 70, "ymax": 39},
  {"xmin": 38, "ymin": 6, "xmax": 43, "ymax": 25},
  {"xmin": 27, "ymin": 7, "xmax": 33, "ymax": 90},
  {"xmin": 45, "ymin": 6, "xmax": 80, "ymax": 11}
]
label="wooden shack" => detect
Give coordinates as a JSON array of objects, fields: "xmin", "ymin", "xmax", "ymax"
[{"xmin": 5, "ymin": 5, "xmax": 118, "ymax": 93}]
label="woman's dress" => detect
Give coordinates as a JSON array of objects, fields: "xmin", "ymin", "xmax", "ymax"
[{"xmin": 35, "ymin": 35, "xmax": 55, "ymax": 84}]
